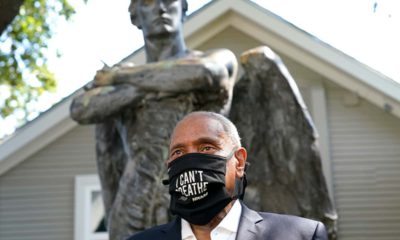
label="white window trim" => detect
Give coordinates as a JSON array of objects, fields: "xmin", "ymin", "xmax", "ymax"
[
  {"xmin": 310, "ymin": 83, "xmax": 335, "ymax": 205},
  {"xmin": 74, "ymin": 175, "xmax": 108, "ymax": 240}
]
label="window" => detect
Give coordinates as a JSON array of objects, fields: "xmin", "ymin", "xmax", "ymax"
[{"xmin": 75, "ymin": 175, "xmax": 108, "ymax": 240}]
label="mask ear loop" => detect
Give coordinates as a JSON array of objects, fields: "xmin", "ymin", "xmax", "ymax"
[{"xmin": 234, "ymin": 161, "xmax": 250, "ymax": 200}]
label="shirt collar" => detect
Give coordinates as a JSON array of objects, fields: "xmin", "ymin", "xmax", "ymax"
[
  {"xmin": 215, "ymin": 199, "xmax": 242, "ymax": 233},
  {"xmin": 181, "ymin": 217, "xmax": 194, "ymax": 239},
  {"xmin": 181, "ymin": 200, "xmax": 242, "ymax": 239}
]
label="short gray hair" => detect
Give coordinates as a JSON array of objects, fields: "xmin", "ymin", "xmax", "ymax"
[{"xmin": 181, "ymin": 111, "xmax": 242, "ymax": 147}]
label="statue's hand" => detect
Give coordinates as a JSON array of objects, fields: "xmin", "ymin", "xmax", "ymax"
[
  {"xmin": 94, "ymin": 69, "xmax": 116, "ymax": 87},
  {"xmin": 92, "ymin": 62, "xmax": 135, "ymax": 88},
  {"xmin": 82, "ymin": 69, "xmax": 115, "ymax": 91}
]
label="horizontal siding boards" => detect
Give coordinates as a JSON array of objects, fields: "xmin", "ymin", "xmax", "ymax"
[
  {"xmin": 327, "ymin": 87, "xmax": 400, "ymax": 240},
  {"xmin": 0, "ymin": 125, "xmax": 97, "ymax": 240},
  {"xmin": 1, "ymin": 84, "xmax": 400, "ymax": 240}
]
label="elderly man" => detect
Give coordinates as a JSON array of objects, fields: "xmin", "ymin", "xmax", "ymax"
[{"xmin": 127, "ymin": 111, "xmax": 328, "ymax": 240}]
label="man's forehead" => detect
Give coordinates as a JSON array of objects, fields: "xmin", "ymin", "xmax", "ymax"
[{"xmin": 170, "ymin": 115, "xmax": 228, "ymax": 146}]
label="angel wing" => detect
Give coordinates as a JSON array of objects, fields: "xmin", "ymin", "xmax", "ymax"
[{"xmin": 230, "ymin": 46, "xmax": 337, "ymax": 239}]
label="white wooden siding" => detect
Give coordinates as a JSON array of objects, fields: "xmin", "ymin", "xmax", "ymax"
[
  {"xmin": 327, "ymin": 86, "xmax": 400, "ymax": 240},
  {"xmin": 0, "ymin": 125, "xmax": 97, "ymax": 240}
]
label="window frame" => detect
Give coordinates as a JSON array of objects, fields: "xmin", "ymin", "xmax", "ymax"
[{"xmin": 74, "ymin": 175, "xmax": 108, "ymax": 240}]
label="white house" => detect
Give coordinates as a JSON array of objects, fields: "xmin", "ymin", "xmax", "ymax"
[{"xmin": 1, "ymin": 0, "xmax": 400, "ymax": 239}]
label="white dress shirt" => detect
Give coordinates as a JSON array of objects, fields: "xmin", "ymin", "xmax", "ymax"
[{"xmin": 181, "ymin": 200, "xmax": 242, "ymax": 240}]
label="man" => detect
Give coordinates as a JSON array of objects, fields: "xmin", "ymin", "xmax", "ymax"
[
  {"xmin": 127, "ymin": 111, "xmax": 328, "ymax": 240},
  {"xmin": 70, "ymin": 0, "xmax": 237, "ymax": 239}
]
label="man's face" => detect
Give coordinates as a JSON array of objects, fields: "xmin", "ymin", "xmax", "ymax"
[
  {"xmin": 168, "ymin": 115, "xmax": 238, "ymax": 195},
  {"xmin": 135, "ymin": 0, "xmax": 183, "ymax": 38}
]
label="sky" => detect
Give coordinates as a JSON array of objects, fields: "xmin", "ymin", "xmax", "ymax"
[
  {"xmin": 252, "ymin": 0, "xmax": 400, "ymax": 82},
  {"xmin": 0, "ymin": 0, "xmax": 399, "ymax": 139}
]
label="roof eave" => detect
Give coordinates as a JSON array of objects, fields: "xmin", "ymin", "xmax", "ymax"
[{"xmin": 0, "ymin": 94, "xmax": 77, "ymax": 176}]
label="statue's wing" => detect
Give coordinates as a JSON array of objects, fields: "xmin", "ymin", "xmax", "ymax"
[{"xmin": 230, "ymin": 46, "xmax": 337, "ymax": 238}]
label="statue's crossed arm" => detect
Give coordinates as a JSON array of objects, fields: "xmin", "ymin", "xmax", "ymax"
[{"xmin": 70, "ymin": 49, "xmax": 237, "ymax": 124}]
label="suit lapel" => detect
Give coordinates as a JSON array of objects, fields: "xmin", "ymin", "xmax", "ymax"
[
  {"xmin": 236, "ymin": 203, "xmax": 263, "ymax": 240},
  {"xmin": 161, "ymin": 217, "xmax": 181, "ymax": 240},
  {"xmin": 162, "ymin": 204, "xmax": 264, "ymax": 240}
]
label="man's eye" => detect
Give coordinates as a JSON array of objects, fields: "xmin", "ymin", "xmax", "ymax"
[
  {"xmin": 171, "ymin": 149, "xmax": 182, "ymax": 157},
  {"xmin": 201, "ymin": 146, "xmax": 214, "ymax": 152}
]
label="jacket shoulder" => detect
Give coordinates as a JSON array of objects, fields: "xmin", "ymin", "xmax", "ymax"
[
  {"xmin": 258, "ymin": 212, "xmax": 328, "ymax": 240},
  {"xmin": 125, "ymin": 222, "xmax": 174, "ymax": 240}
]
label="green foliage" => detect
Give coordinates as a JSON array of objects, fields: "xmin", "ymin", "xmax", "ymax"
[{"xmin": 0, "ymin": 0, "xmax": 76, "ymax": 121}]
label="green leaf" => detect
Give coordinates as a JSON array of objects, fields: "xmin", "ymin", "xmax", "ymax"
[{"xmin": 0, "ymin": 0, "xmax": 87, "ymax": 124}]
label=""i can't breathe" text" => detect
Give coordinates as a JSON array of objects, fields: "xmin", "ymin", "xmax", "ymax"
[{"xmin": 175, "ymin": 170, "xmax": 208, "ymax": 201}]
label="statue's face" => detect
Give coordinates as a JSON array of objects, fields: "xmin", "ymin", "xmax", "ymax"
[{"xmin": 136, "ymin": 0, "xmax": 183, "ymax": 38}]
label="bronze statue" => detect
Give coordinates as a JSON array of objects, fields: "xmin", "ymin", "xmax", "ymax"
[{"xmin": 70, "ymin": 0, "xmax": 337, "ymax": 239}]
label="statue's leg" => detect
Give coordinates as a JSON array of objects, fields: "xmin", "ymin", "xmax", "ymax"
[
  {"xmin": 95, "ymin": 122, "xmax": 125, "ymax": 224},
  {"xmin": 108, "ymin": 97, "xmax": 194, "ymax": 240},
  {"xmin": 108, "ymin": 145, "xmax": 170, "ymax": 239}
]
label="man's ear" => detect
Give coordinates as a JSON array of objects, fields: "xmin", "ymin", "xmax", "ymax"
[{"xmin": 234, "ymin": 147, "xmax": 247, "ymax": 178}]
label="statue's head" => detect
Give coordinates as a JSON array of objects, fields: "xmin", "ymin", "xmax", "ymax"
[{"xmin": 129, "ymin": 0, "xmax": 188, "ymax": 37}]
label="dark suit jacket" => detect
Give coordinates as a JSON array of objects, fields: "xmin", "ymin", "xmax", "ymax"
[{"xmin": 127, "ymin": 203, "xmax": 328, "ymax": 240}]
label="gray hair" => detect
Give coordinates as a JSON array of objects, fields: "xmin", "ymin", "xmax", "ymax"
[{"xmin": 181, "ymin": 111, "xmax": 242, "ymax": 147}]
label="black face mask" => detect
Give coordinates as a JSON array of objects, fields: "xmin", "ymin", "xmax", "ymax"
[{"xmin": 163, "ymin": 150, "xmax": 246, "ymax": 225}]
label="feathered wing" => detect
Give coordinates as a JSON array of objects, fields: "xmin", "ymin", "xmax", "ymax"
[{"xmin": 230, "ymin": 46, "xmax": 337, "ymax": 239}]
